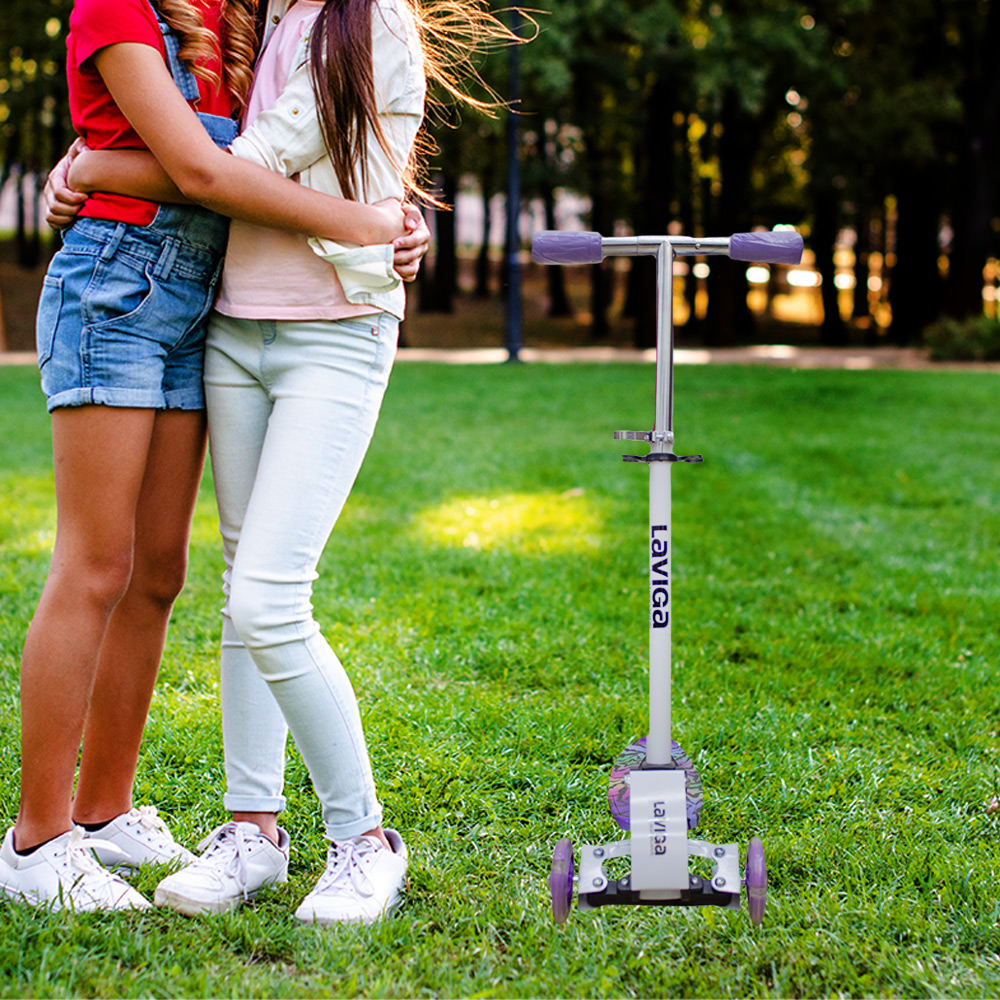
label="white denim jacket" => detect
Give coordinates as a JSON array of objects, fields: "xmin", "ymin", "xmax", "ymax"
[{"xmin": 229, "ymin": 0, "xmax": 426, "ymax": 319}]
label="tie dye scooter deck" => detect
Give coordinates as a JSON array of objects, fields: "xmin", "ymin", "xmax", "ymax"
[{"xmin": 532, "ymin": 228, "xmax": 803, "ymax": 925}]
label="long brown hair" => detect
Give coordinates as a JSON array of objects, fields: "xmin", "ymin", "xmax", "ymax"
[
  {"xmin": 308, "ymin": 0, "xmax": 524, "ymax": 205},
  {"xmin": 153, "ymin": 0, "xmax": 260, "ymax": 115}
]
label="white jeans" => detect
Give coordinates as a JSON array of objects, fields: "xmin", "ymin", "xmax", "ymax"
[{"xmin": 204, "ymin": 310, "xmax": 398, "ymax": 839}]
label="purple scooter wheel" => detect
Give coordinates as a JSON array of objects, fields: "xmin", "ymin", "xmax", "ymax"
[
  {"xmin": 745, "ymin": 836, "xmax": 767, "ymax": 925},
  {"xmin": 549, "ymin": 838, "xmax": 575, "ymax": 923},
  {"xmin": 608, "ymin": 736, "xmax": 703, "ymax": 831}
]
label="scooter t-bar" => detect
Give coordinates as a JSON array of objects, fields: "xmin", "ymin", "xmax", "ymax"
[{"xmin": 531, "ymin": 228, "xmax": 803, "ymax": 767}]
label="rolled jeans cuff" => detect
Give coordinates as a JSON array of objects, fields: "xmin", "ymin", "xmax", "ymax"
[{"xmin": 223, "ymin": 793, "xmax": 288, "ymax": 815}]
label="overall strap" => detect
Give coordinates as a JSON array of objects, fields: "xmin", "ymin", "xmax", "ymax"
[
  {"xmin": 143, "ymin": 0, "xmax": 238, "ymax": 149},
  {"xmin": 144, "ymin": 0, "xmax": 201, "ymax": 102}
]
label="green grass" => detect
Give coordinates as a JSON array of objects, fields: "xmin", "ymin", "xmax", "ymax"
[{"xmin": 1, "ymin": 360, "xmax": 999, "ymax": 998}]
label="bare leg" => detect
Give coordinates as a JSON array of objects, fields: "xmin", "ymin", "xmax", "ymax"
[
  {"xmin": 231, "ymin": 811, "xmax": 280, "ymax": 845},
  {"xmin": 73, "ymin": 409, "xmax": 208, "ymax": 826},
  {"xmin": 15, "ymin": 406, "xmax": 155, "ymax": 851}
]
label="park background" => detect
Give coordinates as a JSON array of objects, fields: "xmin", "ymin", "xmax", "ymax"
[
  {"xmin": 2, "ymin": 0, "xmax": 1000, "ymax": 357},
  {"xmin": 1, "ymin": 2, "xmax": 1000, "ymax": 999}
]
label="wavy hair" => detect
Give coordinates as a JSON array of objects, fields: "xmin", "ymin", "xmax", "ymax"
[{"xmin": 152, "ymin": 0, "xmax": 260, "ymax": 115}]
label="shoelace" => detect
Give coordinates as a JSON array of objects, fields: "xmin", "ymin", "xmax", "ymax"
[
  {"xmin": 195, "ymin": 823, "xmax": 253, "ymax": 899},
  {"xmin": 63, "ymin": 828, "xmax": 127, "ymax": 880},
  {"xmin": 127, "ymin": 805, "xmax": 175, "ymax": 844},
  {"xmin": 313, "ymin": 838, "xmax": 379, "ymax": 899}
]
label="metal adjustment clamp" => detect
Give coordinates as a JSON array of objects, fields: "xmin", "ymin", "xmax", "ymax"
[
  {"xmin": 614, "ymin": 430, "xmax": 674, "ymax": 445},
  {"xmin": 615, "ymin": 430, "xmax": 702, "ymax": 464}
]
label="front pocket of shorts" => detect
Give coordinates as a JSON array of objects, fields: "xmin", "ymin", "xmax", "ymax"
[
  {"xmin": 82, "ymin": 258, "xmax": 157, "ymax": 333},
  {"xmin": 35, "ymin": 275, "xmax": 63, "ymax": 369}
]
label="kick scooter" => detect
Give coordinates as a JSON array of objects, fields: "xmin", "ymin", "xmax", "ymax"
[{"xmin": 531, "ymin": 227, "xmax": 803, "ymax": 924}]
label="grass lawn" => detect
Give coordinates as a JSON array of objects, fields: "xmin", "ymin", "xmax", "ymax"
[{"xmin": 1, "ymin": 359, "xmax": 998, "ymax": 999}]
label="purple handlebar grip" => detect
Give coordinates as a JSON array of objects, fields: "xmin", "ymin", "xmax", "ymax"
[
  {"xmin": 531, "ymin": 231, "xmax": 604, "ymax": 265},
  {"xmin": 730, "ymin": 230, "xmax": 803, "ymax": 265}
]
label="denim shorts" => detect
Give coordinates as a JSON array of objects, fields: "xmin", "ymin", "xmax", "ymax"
[{"xmin": 35, "ymin": 203, "xmax": 229, "ymax": 412}]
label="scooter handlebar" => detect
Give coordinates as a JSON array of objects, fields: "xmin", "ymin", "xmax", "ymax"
[
  {"xmin": 729, "ymin": 230, "xmax": 803, "ymax": 265},
  {"xmin": 531, "ymin": 230, "xmax": 604, "ymax": 265},
  {"xmin": 531, "ymin": 228, "xmax": 804, "ymax": 266}
]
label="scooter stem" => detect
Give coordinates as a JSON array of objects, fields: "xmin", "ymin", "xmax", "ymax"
[{"xmin": 646, "ymin": 240, "xmax": 675, "ymax": 767}]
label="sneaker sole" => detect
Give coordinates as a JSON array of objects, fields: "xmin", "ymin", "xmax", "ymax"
[
  {"xmin": 294, "ymin": 892, "xmax": 401, "ymax": 927},
  {"xmin": 154, "ymin": 874, "xmax": 288, "ymax": 917},
  {"xmin": 1, "ymin": 882, "xmax": 149, "ymax": 912}
]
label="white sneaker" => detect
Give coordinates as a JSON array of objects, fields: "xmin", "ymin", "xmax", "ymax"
[
  {"xmin": 153, "ymin": 821, "xmax": 289, "ymax": 916},
  {"xmin": 294, "ymin": 829, "xmax": 408, "ymax": 926},
  {"xmin": 0, "ymin": 827, "xmax": 151, "ymax": 912},
  {"xmin": 84, "ymin": 806, "xmax": 196, "ymax": 872}
]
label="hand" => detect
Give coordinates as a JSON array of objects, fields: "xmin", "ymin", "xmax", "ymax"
[
  {"xmin": 370, "ymin": 197, "xmax": 409, "ymax": 245},
  {"xmin": 392, "ymin": 205, "xmax": 429, "ymax": 282},
  {"xmin": 44, "ymin": 138, "xmax": 88, "ymax": 231}
]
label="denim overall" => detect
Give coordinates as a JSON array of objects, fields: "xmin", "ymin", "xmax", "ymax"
[{"xmin": 36, "ymin": 5, "xmax": 240, "ymax": 411}]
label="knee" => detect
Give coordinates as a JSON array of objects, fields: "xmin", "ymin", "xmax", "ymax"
[
  {"xmin": 130, "ymin": 548, "xmax": 189, "ymax": 612},
  {"xmin": 228, "ymin": 574, "xmax": 310, "ymax": 655},
  {"xmin": 228, "ymin": 577, "xmax": 276, "ymax": 652},
  {"xmin": 59, "ymin": 548, "xmax": 134, "ymax": 613}
]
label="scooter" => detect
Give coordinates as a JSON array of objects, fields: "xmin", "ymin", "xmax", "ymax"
[{"xmin": 531, "ymin": 228, "xmax": 804, "ymax": 924}]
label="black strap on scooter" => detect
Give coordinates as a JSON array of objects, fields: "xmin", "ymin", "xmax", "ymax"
[{"xmin": 622, "ymin": 454, "xmax": 704, "ymax": 464}]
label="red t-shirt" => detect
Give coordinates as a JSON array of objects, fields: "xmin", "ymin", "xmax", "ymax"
[{"xmin": 67, "ymin": 0, "xmax": 232, "ymax": 225}]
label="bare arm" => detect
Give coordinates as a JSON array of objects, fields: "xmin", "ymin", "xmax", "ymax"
[
  {"xmin": 69, "ymin": 148, "xmax": 188, "ymax": 204},
  {"xmin": 92, "ymin": 42, "xmax": 405, "ymax": 245},
  {"xmin": 67, "ymin": 146, "xmax": 429, "ymax": 280}
]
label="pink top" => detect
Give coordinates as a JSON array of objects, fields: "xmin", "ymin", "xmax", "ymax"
[{"xmin": 214, "ymin": 0, "xmax": 376, "ymax": 320}]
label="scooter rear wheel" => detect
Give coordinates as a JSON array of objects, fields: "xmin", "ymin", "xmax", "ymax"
[
  {"xmin": 745, "ymin": 836, "xmax": 767, "ymax": 925},
  {"xmin": 549, "ymin": 838, "xmax": 575, "ymax": 924}
]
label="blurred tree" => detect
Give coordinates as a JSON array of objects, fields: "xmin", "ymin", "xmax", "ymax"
[
  {"xmin": 4, "ymin": 0, "xmax": 997, "ymax": 348},
  {"xmin": 803, "ymin": 0, "xmax": 958, "ymax": 343},
  {"xmin": 944, "ymin": 0, "xmax": 1000, "ymax": 320},
  {"xmin": 0, "ymin": 0, "xmax": 72, "ymax": 266},
  {"xmin": 623, "ymin": 4, "xmax": 690, "ymax": 348},
  {"xmin": 798, "ymin": 0, "xmax": 999, "ymax": 342},
  {"xmin": 691, "ymin": 0, "xmax": 824, "ymax": 345}
]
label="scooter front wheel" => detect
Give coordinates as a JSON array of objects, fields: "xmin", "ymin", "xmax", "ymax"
[
  {"xmin": 549, "ymin": 838, "xmax": 575, "ymax": 923},
  {"xmin": 744, "ymin": 836, "xmax": 767, "ymax": 925}
]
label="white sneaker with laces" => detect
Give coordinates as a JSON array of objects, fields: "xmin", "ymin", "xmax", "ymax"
[
  {"xmin": 84, "ymin": 806, "xmax": 196, "ymax": 871},
  {"xmin": 294, "ymin": 829, "xmax": 408, "ymax": 926},
  {"xmin": 153, "ymin": 821, "xmax": 289, "ymax": 916},
  {"xmin": 0, "ymin": 826, "xmax": 151, "ymax": 912}
]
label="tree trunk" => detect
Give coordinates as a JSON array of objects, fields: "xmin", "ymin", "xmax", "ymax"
[
  {"xmin": 543, "ymin": 184, "xmax": 572, "ymax": 316},
  {"xmin": 474, "ymin": 185, "xmax": 492, "ymax": 298},
  {"xmin": 629, "ymin": 76, "xmax": 675, "ymax": 350},
  {"xmin": 679, "ymin": 145, "xmax": 700, "ymax": 339},
  {"xmin": 704, "ymin": 92, "xmax": 755, "ymax": 346},
  {"xmin": 16, "ymin": 172, "xmax": 42, "ymax": 270},
  {"xmin": 813, "ymin": 187, "xmax": 846, "ymax": 345},
  {"xmin": 890, "ymin": 168, "xmax": 944, "ymax": 343},
  {"xmin": 587, "ymin": 188, "xmax": 612, "ymax": 340},
  {"xmin": 423, "ymin": 172, "xmax": 458, "ymax": 313},
  {"xmin": 573, "ymin": 65, "xmax": 613, "ymax": 340},
  {"xmin": 852, "ymin": 203, "xmax": 872, "ymax": 331}
]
